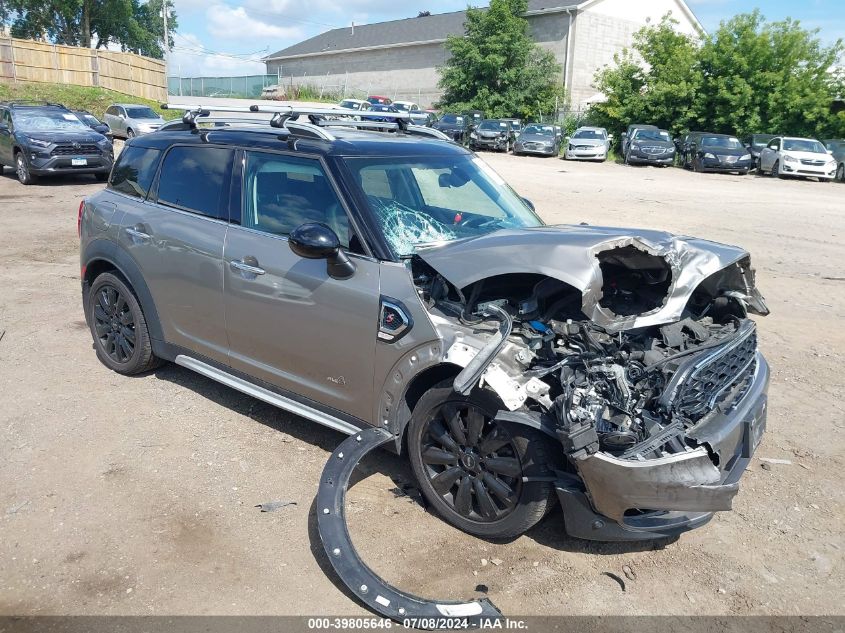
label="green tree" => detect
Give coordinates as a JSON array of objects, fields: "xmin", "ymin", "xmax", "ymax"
[
  {"xmin": 437, "ymin": 0, "xmax": 562, "ymax": 119},
  {"xmin": 589, "ymin": 10, "xmax": 845, "ymax": 140},
  {"xmin": 590, "ymin": 15, "xmax": 702, "ymax": 138},
  {"xmin": 698, "ymin": 11, "xmax": 843, "ymax": 138},
  {"xmin": 0, "ymin": 0, "xmax": 176, "ymax": 58}
]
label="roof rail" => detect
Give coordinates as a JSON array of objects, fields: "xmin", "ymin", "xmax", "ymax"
[{"xmin": 161, "ymin": 102, "xmax": 417, "ymax": 141}]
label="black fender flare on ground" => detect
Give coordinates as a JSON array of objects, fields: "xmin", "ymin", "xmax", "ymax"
[{"xmin": 316, "ymin": 426, "xmax": 503, "ymax": 628}]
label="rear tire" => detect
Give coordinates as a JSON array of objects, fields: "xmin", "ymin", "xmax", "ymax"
[
  {"xmin": 407, "ymin": 383, "xmax": 555, "ymax": 539},
  {"xmin": 87, "ymin": 272, "xmax": 162, "ymax": 375}
]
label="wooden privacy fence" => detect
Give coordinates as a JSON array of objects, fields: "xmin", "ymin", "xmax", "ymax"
[{"xmin": 0, "ymin": 37, "xmax": 166, "ymax": 102}]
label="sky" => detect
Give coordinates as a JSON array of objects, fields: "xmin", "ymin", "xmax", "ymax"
[{"xmin": 167, "ymin": 0, "xmax": 845, "ymax": 77}]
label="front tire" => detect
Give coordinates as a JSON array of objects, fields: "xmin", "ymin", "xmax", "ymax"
[
  {"xmin": 87, "ymin": 272, "xmax": 161, "ymax": 375},
  {"xmin": 126, "ymin": 128, "xmax": 136, "ymax": 139},
  {"xmin": 15, "ymin": 152, "xmax": 37, "ymax": 185},
  {"xmin": 836, "ymin": 164, "xmax": 844, "ymax": 182},
  {"xmin": 774, "ymin": 160, "xmax": 784, "ymax": 179},
  {"xmin": 408, "ymin": 384, "xmax": 555, "ymax": 539}
]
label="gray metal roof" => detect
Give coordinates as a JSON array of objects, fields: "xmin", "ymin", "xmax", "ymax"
[{"xmin": 265, "ymin": 1, "xmax": 585, "ymax": 60}]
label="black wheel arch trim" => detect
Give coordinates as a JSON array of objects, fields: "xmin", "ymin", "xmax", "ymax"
[
  {"xmin": 317, "ymin": 426, "xmax": 503, "ymax": 627},
  {"xmin": 82, "ymin": 238, "xmax": 165, "ymax": 343}
]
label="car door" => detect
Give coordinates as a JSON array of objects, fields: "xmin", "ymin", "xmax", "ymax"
[
  {"xmin": 760, "ymin": 138, "xmax": 779, "ymax": 171},
  {"xmin": 117, "ymin": 144, "xmax": 234, "ymax": 365},
  {"xmin": 223, "ymin": 149, "xmax": 381, "ymax": 421},
  {"xmin": 0, "ymin": 108, "xmax": 12, "ymax": 166}
]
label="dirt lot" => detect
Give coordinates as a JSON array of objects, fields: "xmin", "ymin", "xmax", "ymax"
[{"xmin": 1, "ymin": 152, "xmax": 843, "ymax": 619}]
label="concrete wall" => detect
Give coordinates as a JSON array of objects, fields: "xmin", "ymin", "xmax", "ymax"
[{"xmin": 266, "ymin": 12, "xmax": 572, "ymax": 108}]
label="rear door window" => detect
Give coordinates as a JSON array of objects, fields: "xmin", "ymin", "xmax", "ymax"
[
  {"xmin": 156, "ymin": 146, "xmax": 234, "ymax": 220},
  {"xmin": 109, "ymin": 146, "xmax": 162, "ymax": 198}
]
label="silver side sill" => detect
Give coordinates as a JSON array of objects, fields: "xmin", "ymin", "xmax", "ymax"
[{"xmin": 175, "ymin": 355, "xmax": 361, "ymax": 436}]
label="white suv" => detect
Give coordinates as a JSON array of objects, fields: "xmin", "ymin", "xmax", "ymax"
[{"xmin": 759, "ymin": 136, "xmax": 837, "ymax": 180}]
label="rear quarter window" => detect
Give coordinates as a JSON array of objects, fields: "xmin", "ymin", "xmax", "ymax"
[
  {"xmin": 155, "ymin": 146, "xmax": 234, "ymax": 220},
  {"xmin": 109, "ymin": 146, "xmax": 162, "ymax": 198}
]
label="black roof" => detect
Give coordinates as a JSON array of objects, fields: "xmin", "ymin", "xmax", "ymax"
[
  {"xmin": 266, "ymin": 1, "xmax": 586, "ymax": 59},
  {"xmin": 131, "ymin": 125, "xmax": 469, "ymax": 159}
]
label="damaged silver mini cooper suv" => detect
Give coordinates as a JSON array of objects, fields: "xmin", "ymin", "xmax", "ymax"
[{"xmin": 80, "ymin": 112, "xmax": 769, "ymax": 542}]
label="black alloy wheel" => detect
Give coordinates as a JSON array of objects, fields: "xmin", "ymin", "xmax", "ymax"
[
  {"xmin": 408, "ymin": 384, "xmax": 555, "ymax": 539},
  {"xmin": 92, "ymin": 283, "xmax": 137, "ymax": 364},
  {"xmin": 87, "ymin": 272, "xmax": 162, "ymax": 375},
  {"xmin": 420, "ymin": 402, "xmax": 522, "ymax": 523},
  {"xmin": 15, "ymin": 152, "xmax": 36, "ymax": 185},
  {"xmin": 837, "ymin": 164, "xmax": 844, "ymax": 182}
]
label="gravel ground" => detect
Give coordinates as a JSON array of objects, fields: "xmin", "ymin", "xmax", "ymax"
[{"xmin": 0, "ymin": 150, "xmax": 842, "ymax": 618}]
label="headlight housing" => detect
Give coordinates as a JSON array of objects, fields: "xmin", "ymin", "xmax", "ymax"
[
  {"xmin": 783, "ymin": 154, "xmax": 798, "ymax": 163},
  {"xmin": 740, "ymin": 154, "xmax": 751, "ymax": 161},
  {"xmin": 28, "ymin": 138, "xmax": 51, "ymax": 148},
  {"xmin": 470, "ymin": 132, "xmax": 477, "ymax": 139},
  {"xmin": 704, "ymin": 152, "xmax": 716, "ymax": 159}
]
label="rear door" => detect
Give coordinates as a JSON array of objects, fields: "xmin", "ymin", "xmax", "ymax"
[
  {"xmin": 223, "ymin": 149, "xmax": 381, "ymax": 421},
  {"xmin": 116, "ymin": 144, "xmax": 234, "ymax": 364},
  {"xmin": 0, "ymin": 108, "xmax": 12, "ymax": 166}
]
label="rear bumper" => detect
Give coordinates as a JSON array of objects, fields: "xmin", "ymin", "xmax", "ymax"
[{"xmin": 557, "ymin": 353, "xmax": 769, "ymax": 541}]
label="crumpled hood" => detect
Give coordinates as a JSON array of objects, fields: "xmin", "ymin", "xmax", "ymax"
[{"xmin": 417, "ymin": 224, "xmax": 762, "ymax": 331}]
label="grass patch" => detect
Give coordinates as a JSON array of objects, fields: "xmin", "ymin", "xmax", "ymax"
[{"xmin": 0, "ymin": 82, "xmax": 182, "ymax": 121}]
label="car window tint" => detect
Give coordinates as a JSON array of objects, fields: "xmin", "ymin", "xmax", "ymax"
[
  {"xmin": 157, "ymin": 146, "xmax": 233, "ymax": 219},
  {"xmin": 243, "ymin": 151, "xmax": 349, "ymax": 247},
  {"xmin": 109, "ymin": 146, "xmax": 162, "ymax": 198}
]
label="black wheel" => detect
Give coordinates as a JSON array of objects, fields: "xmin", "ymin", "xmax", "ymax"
[
  {"xmin": 408, "ymin": 384, "xmax": 555, "ymax": 539},
  {"xmin": 692, "ymin": 157, "xmax": 702, "ymax": 173},
  {"xmin": 15, "ymin": 152, "xmax": 37, "ymax": 185},
  {"xmin": 126, "ymin": 128, "xmax": 136, "ymax": 139},
  {"xmin": 87, "ymin": 272, "xmax": 161, "ymax": 375},
  {"xmin": 773, "ymin": 160, "xmax": 784, "ymax": 179},
  {"xmin": 836, "ymin": 164, "xmax": 844, "ymax": 182},
  {"xmin": 94, "ymin": 172, "xmax": 108, "ymax": 182}
]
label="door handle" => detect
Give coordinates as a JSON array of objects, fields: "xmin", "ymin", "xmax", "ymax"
[
  {"xmin": 230, "ymin": 257, "xmax": 265, "ymax": 276},
  {"xmin": 126, "ymin": 224, "xmax": 151, "ymax": 241}
]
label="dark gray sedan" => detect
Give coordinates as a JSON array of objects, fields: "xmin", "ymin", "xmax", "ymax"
[{"xmin": 513, "ymin": 124, "xmax": 561, "ymax": 156}]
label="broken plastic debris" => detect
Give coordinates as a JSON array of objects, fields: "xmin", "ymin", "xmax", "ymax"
[{"xmin": 255, "ymin": 500, "xmax": 297, "ymax": 512}]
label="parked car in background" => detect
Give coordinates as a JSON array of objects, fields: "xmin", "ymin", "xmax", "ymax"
[
  {"xmin": 72, "ymin": 110, "xmax": 112, "ymax": 139},
  {"xmin": 104, "ymin": 104, "xmax": 165, "ymax": 138},
  {"xmin": 501, "ymin": 118, "xmax": 522, "ymax": 134},
  {"xmin": 338, "ymin": 99, "xmax": 372, "ymax": 112},
  {"xmin": 758, "ymin": 137, "xmax": 838, "ymax": 181},
  {"xmin": 469, "ymin": 119, "xmax": 515, "ymax": 152},
  {"xmin": 685, "ymin": 133, "xmax": 753, "ymax": 175},
  {"xmin": 622, "ymin": 126, "xmax": 675, "ymax": 166},
  {"xmin": 564, "ymin": 126, "xmax": 611, "ymax": 161},
  {"xmin": 393, "ymin": 101, "xmax": 434, "ymax": 126},
  {"xmin": 823, "ymin": 139, "xmax": 845, "ymax": 182},
  {"xmin": 366, "ymin": 95, "xmax": 392, "ymax": 105},
  {"xmin": 360, "ymin": 103, "xmax": 401, "ymax": 123},
  {"xmin": 513, "ymin": 124, "xmax": 561, "ymax": 156},
  {"xmin": 620, "ymin": 123, "xmax": 658, "ymax": 157},
  {"xmin": 433, "ymin": 113, "xmax": 470, "ymax": 143},
  {"xmin": 0, "ymin": 101, "xmax": 113, "ymax": 184},
  {"xmin": 746, "ymin": 134, "xmax": 778, "ymax": 169}
]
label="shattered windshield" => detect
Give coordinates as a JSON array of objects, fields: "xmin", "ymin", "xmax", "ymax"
[
  {"xmin": 344, "ymin": 155, "xmax": 543, "ymax": 256},
  {"xmin": 14, "ymin": 110, "xmax": 89, "ymax": 132}
]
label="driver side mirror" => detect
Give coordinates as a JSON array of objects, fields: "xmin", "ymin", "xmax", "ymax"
[
  {"xmin": 521, "ymin": 197, "xmax": 535, "ymax": 212},
  {"xmin": 289, "ymin": 223, "xmax": 356, "ymax": 280},
  {"xmin": 0, "ymin": 122, "xmax": 9, "ymax": 133}
]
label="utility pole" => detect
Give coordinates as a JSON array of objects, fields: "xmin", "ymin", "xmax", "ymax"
[{"xmin": 162, "ymin": 0, "xmax": 169, "ymax": 75}]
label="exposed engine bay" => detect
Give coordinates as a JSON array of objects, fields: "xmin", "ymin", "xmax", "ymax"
[{"xmin": 411, "ymin": 245, "xmax": 767, "ymax": 466}]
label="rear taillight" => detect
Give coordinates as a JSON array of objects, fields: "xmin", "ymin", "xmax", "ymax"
[{"xmin": 77, "ymin": 200, "xmax": 85, "ymax": 238}]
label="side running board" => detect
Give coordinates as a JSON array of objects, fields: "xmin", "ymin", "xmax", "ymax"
[{"xmin": 316, "ymin": 427, "xmax": 503, "ymax": 628}]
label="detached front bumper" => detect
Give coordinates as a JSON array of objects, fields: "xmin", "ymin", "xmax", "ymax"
[
  {"xmin": 557, "ymin": 353, "xmax": 769, "ymax": 541},
  {"xmin": 472, "ymin": 136, "xmax": 509, "ymax": 151}
]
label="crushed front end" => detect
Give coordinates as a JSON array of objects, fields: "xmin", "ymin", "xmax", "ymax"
[{"xmin": 415, "ymin": 227, "xmax": 770, "ymax": 541}]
